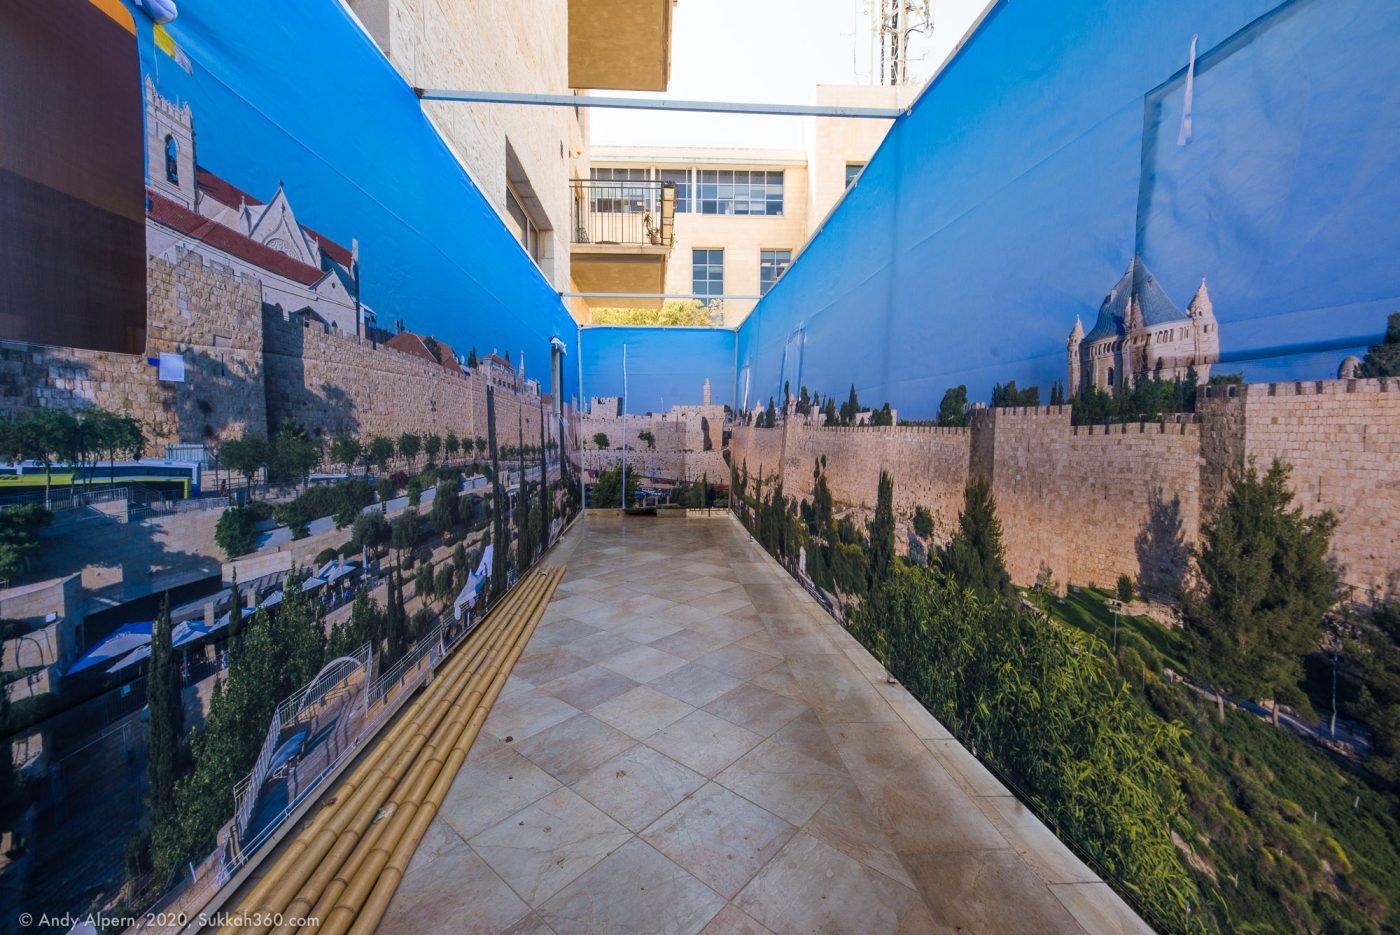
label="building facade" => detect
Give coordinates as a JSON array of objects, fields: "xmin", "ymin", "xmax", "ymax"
[
  {"xmin": 588, "ymin": 85, "xmax": 907, "ymax": 326},
  {"xmin": 1067, "ymin": 257, "xmax": 1220, "ymax": 395}
]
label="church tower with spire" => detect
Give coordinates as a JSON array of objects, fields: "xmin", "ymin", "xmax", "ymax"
[{"xmin": 1066, "ymin": 316, "xmax": 1085, "ymax": 397}]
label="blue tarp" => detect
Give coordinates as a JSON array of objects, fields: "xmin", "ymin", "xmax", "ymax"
[
  {"xmin": 580, "ymin": 327, "xmax": 735, "ymax": 415},
  {"xmin": 733, "ymin": 0, "xmax": 1400, "ymax": 416}
]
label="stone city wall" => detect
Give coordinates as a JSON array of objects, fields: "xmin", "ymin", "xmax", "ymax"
[
  {"xmin": 0, "ymin": 248, "xmax": 266, "ymax": 448},
  {"xmin": 581, "ymin": 405, "xmax": 728, "ymax": 483},
  {"xmin": 732, "ymin": 383, "xmax": 1399, "ymax": 601},
  {"xmin": 1205, "ymin": 378, "xmax": 1400, "ymax": 601}
]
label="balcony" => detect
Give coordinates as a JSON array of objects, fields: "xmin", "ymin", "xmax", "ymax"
[
  {"xmin": 568, "ymin": 0, "xmax": 675, "ymax": 91},
  {"xmin": 570, "ymin": 179, "xmax": 675, "ymax": 310}
]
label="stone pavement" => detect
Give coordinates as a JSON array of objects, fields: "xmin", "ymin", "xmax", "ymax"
[{"xmin": 379, "ymin": 513, "xmax": 1154, "ymax": 934}]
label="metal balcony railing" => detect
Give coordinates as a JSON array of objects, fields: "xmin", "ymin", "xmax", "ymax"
[{"xmin": 571, "ymin": 179, "xmax": 675, "ymax": 248}]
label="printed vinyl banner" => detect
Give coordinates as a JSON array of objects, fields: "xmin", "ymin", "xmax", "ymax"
[{"xmin": 1, "ymin": 0, "xmax": 581, "ymax": 923}]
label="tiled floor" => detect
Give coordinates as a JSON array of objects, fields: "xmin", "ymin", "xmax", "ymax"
[{"xmin": 380, "ymin": 513, "xmax": 1154, "ymax": 935}]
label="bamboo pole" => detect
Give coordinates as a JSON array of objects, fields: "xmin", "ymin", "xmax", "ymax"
[
  {"xmin": 221, "ymin": 567, "xmax": 557, "ymax": 933},
  {"xmin": 342, "ymin": 567, "xmax": 563, "ymax": 934},
  {"xmin": 225, "ymin": 584, "xmax": 528, "ymax": 933},
  {"xmin": 317, "ymin": 567, "xmax": 563, "ymax": 935},
  {"xmin": 283, "ymin": 570, "xmax": 558, "ymax": 929}
]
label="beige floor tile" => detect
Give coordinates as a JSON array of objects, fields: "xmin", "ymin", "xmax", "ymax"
[
  {"xmin": 468, "ymin": 785, "xmax": 632, "ymax": 907},
  {"xmin": 902, "ymin": 848, "xmax": 1087, "ymax": 934},
  {"xmin": 641, "ymin": 782, "xmax": 798, "ymax": 899},
  {"xmin": 599, "ymin": 644, "xmax": 690, "ymax": 683},
  {"xmin": 438, "ymin": 746, "xmax": 562, "ymax": 841},
  {"xmin": 714, "ymin": 737, "xmax": 848, "ymax": 827},
  {"xmin": 539, "ymin": 838, "xmax": 727, "ymax": 935},
  {"xmin": 514, "ymin": 713, "xmax": 639, "ymax": 785},
  {"xmin": 645, "ymin": 709, "xmax": 765, "ymax": 777},
  {"xmin": 589, "ymin": 684, "xmax": 696, "ymax": 740},
  {"xmin": 702, "ymin": 683, "xmax": 808, "ymax": 738},
  {"xmin": 650, "ymin": 662, "xmax": 747, "ymax": 707},
  {"xmin": 381, "ymin": 838, "xmax": 532, "ymax": 934},
  {"xmin": 571, "ymin": 744, "xmax": 708, "ymax": 833},
  {"xmin": 734, "ymin": 832, "xmax": 923, "ymax": 935},
  {"xmin": 536, "ymin": 663, "xmax": 639, "ymax": 710}
]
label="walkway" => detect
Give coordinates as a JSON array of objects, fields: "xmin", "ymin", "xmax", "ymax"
[{"xmin": 379, "ymin": 513, "xmax": 1152, "ymax": 934}]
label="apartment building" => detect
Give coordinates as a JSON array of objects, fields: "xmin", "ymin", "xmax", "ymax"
[
  {"xmin": 344, "ymin": 0, "xmax": 676, "ymax": 323},
  {"xmin": 583, "ymin": 84, "xmax": 912, "ymax": 325}
]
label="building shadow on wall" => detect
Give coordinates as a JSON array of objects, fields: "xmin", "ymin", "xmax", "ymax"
[
  {"xmin": 261, "ymin": 307, "xmax": 361, "ymax": 440},
  {"xmin": 166, "ymin": 345, "xmax": 270, "ymax": 443},
  {"xmin": 1134, "ymin": 487, "xmax": 1190, "ymax": 602}
]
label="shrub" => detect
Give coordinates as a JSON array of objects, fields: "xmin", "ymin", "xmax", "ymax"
[
  {"xmin": 406, "ymin": 478, "xmax": 422, "ymax": 507},
  {"xmin": 1116, "ymin": 574, "xmax": 1136, "ymax": 603},
  {"xmin": 315, "ymin": 547, "xmax": 339, "ymax": 565},
  {"xmin": 912, "ymin": 505, "xmax": 934, "ymax": 539},
  {"xmin": 375, "ymin": 477, "xmax": 396, "ymax": 503},
  {"xmin": 338, "ymin": 541, "xmax": 358, "ymax": 559},
  {"xmin": 214, "ymin": 506, "xmax": 259, "ymax": 559}
]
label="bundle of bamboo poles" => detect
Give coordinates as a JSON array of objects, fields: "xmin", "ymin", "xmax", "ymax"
[{"xmin": 219, "ymin": 564, "xmax": 565, "ymax": 935}]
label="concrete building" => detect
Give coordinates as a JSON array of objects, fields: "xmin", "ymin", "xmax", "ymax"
[
  {"xmin": 585, "ymin": 84, "xmax": 911, "ymax": 325},
  {"xmin": 343, "ymin": 0, "xmax": 677, "ymax": 323}
]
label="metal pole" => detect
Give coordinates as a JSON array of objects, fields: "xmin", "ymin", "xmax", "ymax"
[
  {"xmin": 621, "ymin": 343, "xmax": 628, "ymax": 509},
  {"xmin": 415, "ymin": 88, "xmax": 905, "ymax": 119}
]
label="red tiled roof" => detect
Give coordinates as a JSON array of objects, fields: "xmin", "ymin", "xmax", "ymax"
[
  {"xmin": 386, "ymin": 332, "xmax": 463, "ymax": 375},
  {"xmin": 194, "ymin": 168, "xmax": 355, "ymax": 270},
  {"xmin": 195, "ymin": 168, "xmax": 262, "ymax": 209},
  {"xmin": 147, "ymin": 190, "xmax": 323, "ymax": 285},
  {"xmin": 482, "ymin": 354, "xmax": 515, "ymax": 372}
]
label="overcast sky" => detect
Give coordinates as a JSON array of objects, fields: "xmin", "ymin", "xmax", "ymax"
[{"xmin": 590, "ymin": 0, "xmax": 990, "ymax": 149}]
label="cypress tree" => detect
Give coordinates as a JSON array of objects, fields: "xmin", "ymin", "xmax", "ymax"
[
  {"xmin": 941, "ymin": 474, "xmax": 1012, "ymax": 600},
  {"xmin": 1184, "ymin": 459, "xmax": 1337, "ymax": 724},
  {"xmin": 867, "ymin": 470, "xmax": 896, "ymax": 592},
  {"xmin": 146, "ymin": 593, "xmax": 184, "ymax": 823}
]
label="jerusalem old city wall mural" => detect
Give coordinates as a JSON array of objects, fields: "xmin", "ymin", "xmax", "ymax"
[
  {"xmin": 721, "ymin": 0, "xmax": 1400, "ymax": 931},
  {"xmin": 0, "ymin": 0, "xmax": 581, "ymax": 925}
]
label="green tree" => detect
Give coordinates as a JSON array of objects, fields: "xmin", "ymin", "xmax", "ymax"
[
  {"xmin": 940, "ymin": 474, "xmax": 1012, "ymax": 600},
  {"xmin": 0, "ymin": 505, "xmax": 52, "ymax": 581},
  {"xmin": 870, "ymin": 402, "xmax": 894, "ymax": 426},
  {"xmin": 423, "ymin": 433, "xmax": 442, "ymax": 465},
  {"xmin": 430, "ymin": 479, "xmax": 460, "ymax": 535},
  {"xmin": 867, "ymin": 470, "xmax": 896, "ymax": 591},
  {"xmin": 1116, "ymin": 574, "xmax": 1136, "ymax": 603},
  {"xmin": 991, "ymin": 380, "xmax": 1040, "ymax": 407},
  {"xmin": 912, "ymin": 505, "xmax": 934, "ymax": 539},
  {"xmin": 592, "ymin": 463, "xmax": 639, "ymax": 508},
  {"xmin": 145, "ymin": 594, "xmax": 184, "ymax": 824},
  {"xmin": 85, "ymin": 408, "xmax": 145, "ymax": 489},
  {"xmin": 390, "ymin": 508, "xmax": 419, "ymax": 560},
  {"xmin": 8, "ymin": 409, "xmax": 80, "ymax": 507},
  {"xmin": 638, "ymin": 429, "xmax": 656, "ymax": 449},
  {"xmin": 328, "ymin": 435, "xmax": 362, "ymax": 473},
  {"xmin": 841, "ymin": 384, "xmax": 860, "ymax": 425},
  {"xmin": 351, "ymin": 509, "xmax": 390, "ymax": 554},
  {"xmin": 435, "ymin": 564, "xmax": 457, "ymax": 606},
  {"xmin": 592, "ymin": 432, "xmax": 610, "ymax": 450},
  {"xmin": 150, "ymin": 582, "xmax": 324, "ymax": 880},
  {"xmin": 268, "ymin": 419, "xmax": 319, "ymax": 488},
  {"xmin": 1343, "ymin": 601, "xmax": 1400, "ymax": 785},
  {"xmin": 474, "ymin": 436, "xmax": 487, "ymax": 459},
  {"xmin": 219, "ymin": 435, "xmax": 271, "ymax": 498},
  {"xmin": 763, "ymin": 397, "xmax": 777, "ymax": 428},
  {"xmin": 397, "ymin": 432, "xmax": 421, "ymax": 468},
  {"xmin": 414, "ymin": 560, "xmax": 434, "ymax": 603},
  {"xmin": 226, "ymin": 571, "xmax": 245, "ymax": 656},
  {"xmin": 591, "ymin": 299, "xmax": 716, "ymax": 327},
  {"xmin": 368, "ymin": 436, "xmax": 395, "ymax": 471},
  {"xmin": 1357, "ymin": 311, "xmax": 1400, "ymax": 377},
  {"xmin": 444, "ymin": 432, "xmax": 461, "ymax": 461},
  {"xmin": 1184, "ymin": 459, "xmax": 1337, "ymax": 724},
  {"xmin": 383, "ymin": 570, "xmax": 408, "ymax": 664},
  {"xmin": 937, "ymin": 385, "xmax": 970, "ymax": 427},
  {"xmin": 214, "ymin": 506, "xmax": 259, "ymax": 559},
  {"xmin": 467, "ymin": 347, "xmax": 479, "ymax": 369}
]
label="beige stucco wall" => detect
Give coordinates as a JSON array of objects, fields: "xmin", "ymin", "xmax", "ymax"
[
  {"xmin": 344, "ymin": 0, "xmax": 589, "ymax": 299},
  {"xmin": 803, "ymin": 84, "xmax": 907, "ymax": 229}
]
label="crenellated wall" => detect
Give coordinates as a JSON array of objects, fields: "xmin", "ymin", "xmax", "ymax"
[{"xmin": 730, "ymin": 379, "xmax": 1399, "ymax": 601}]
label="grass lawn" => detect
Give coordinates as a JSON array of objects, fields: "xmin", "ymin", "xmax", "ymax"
[{"xmin": 1040, "ymin": 585, "xmax": 1190, "ymax": 672}]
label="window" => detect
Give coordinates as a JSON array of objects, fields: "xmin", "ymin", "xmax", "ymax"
[
  {"xmin": 657, "ymin": 169, "xmax": 689, "ymax": 212},
  {"xmin": 692, "ymin": 249, "xmax": 723, "ymax": 306},
  {"xmin": 506, "ymin": 186, "xmax": 543, "ymax": 262},
  {"xmin": 697, "ymin": 169, "xmax": 783, "ymax": 216},
  {"xmin": 759, "ymin": 249, "xmax": 791, "ymax": 295},
  {"xmin": 589, "ymin": 166, "xmax": 651, "ymax": 213},
  {"xmin": 165, "ymin": 135, "xmax": 179, "ymax": 184},
  {"xmin": 844, "ymin": 162, "xmax": 864, "ymax": 188}
]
